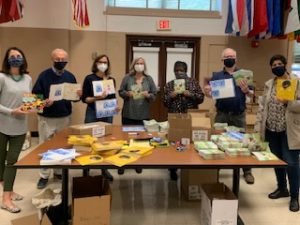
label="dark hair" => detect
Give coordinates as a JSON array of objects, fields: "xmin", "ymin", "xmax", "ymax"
[
  {"xmin": 1, "ymin": 47, "xmax": 29, "ymax": 74},
  {"xmin": 174, "ymin": 61, "xmax": 187, "ymax": 72},
  {"xmin": 269, "ymin": 54, "xmax": 287, "ymax": 66},
  {"xmin": 91, "ymin": 54, "xmax": 110, "ymax": 75}
]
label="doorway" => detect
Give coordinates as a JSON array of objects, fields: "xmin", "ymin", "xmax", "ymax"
[{"xmin": 126, "ymin": 35, "xmax": 200, "ymax": 121}]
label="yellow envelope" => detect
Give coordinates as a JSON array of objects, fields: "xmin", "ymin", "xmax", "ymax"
[
  {"xmin": 68, "ymin": 135, "xmax": 97, "ymax": 146},
  {"xmin": 276, "ymin": 79, "xmax": 298, "ymax": 101},
  {"xmin": 75, "ymin": 154, "xmax": 103, "ymax": 166},
  {"xmin": 105, "ymin": 153, "xmax": 140, "ymax": 167},
  {"xmin": 92, "ymin": 140, "xmax": 127, "ymax": 152},
  {"xmin": 121, "ymin": 146, "xmax": 153, "ymax": 157}
]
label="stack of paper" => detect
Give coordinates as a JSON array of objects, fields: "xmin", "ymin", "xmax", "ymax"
[
  {"xmin": 252, "ymin": 151, "xmax": 278, "ymax": 161},
  {"xmin": 225, "ymin": 148, "xmax": 251, "ymax": 157},
  {"xmin": 40, "ymin": 148, "xmax": 80, "ymax": 165},
  {"xmin": 198, "ymin": 149, "xmax": 225, "ymax": 160}
]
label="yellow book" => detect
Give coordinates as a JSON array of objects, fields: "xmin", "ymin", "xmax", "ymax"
[
  {"xmin": 68, "ymin": 135, "xmax": 97, "ymax": 146},
  {"xmin": 276, "ymin": 79, "xmax": 298, "ymax": 101},
  {"xmin": 105, "ymin": 152, "xmax": 140, "ymax": 167},
  {"xmin": 129, "ymin": 139, "xmax": 151, "ymax": 147},
  {"xmin": 92, "ymin": 140, "xmax": 126, "ymax": 152},
  {"xmin": 75, "ymin": 154, "xmax": 103, "ymax": 166},
  {"xmin": 121, "ymin": 146, "xmax": 153, "ymax": 157}
]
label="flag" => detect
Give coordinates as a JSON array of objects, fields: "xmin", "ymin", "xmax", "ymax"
[
  {"xmin": 0, "ymin": 0, "xmax": 23, "ymax": 23},
  {"xmin": 72, "ymin": 0, "xmax": 90, "ymax": 27},
  {"xmin": 248, "ymin": 0, "xmax": 268, "ymax": 38},
  {"xmin": 285, "ymin": 0, "xmax": 300, "ymax": 34}
]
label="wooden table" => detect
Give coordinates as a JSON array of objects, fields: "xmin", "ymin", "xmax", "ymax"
[{"xmin": 15, "ymin": 126, "xmax": 287, "ymax": 225}]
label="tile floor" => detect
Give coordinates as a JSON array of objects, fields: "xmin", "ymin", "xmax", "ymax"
[{"xmin": 1, "ymin": 139, "xmax": 300, "ymax": 225}]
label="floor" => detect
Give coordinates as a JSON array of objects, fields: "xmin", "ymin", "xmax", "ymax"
[{"xmin": 1, "ymin": 139, "xmax": 300, "ymax": 225}]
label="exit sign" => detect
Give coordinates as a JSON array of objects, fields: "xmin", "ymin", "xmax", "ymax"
[{"xmin": 157, "ymin": 19, "xmax": 171, "ymax": 31}]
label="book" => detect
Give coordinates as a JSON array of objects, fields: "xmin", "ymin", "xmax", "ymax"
[
  {"xmin": 252, "ymin": 151, "xmax": 279, "ymax": 161},
  {"xmin": 276, "ymin": 79, "xmax": 298, "ymax": 101},
  {"xmin": 173, "ymin": 79, "xmax": 185, "ymax": 94},
  {"xmin": 131, "ymin": 84, "xmax": 144, "ymax": 99},
  {"xmin": 198, "ymin": 149, "xmax": 225, "ymax": 159},
  {"xmin": 92, "ymin": 79, "xmax": 115, "ymax": 96},
  {"xmin": 49, "ymin": 83, "xmax": 81, "ymax": 101},
  {"xmin": 210, "ymin": 78, "xmax": 235, "ymax": 99},
  {"xmin": 225, "ymin": 148, "xmax": 251, "ymax": 157},
  {"xmin": 233, "ymin": 69, "xmax": 253, "ymax": 86},
  {"xmin": 39, "ymin": 148, "xmax": 80, "ymax": 165},
  {"xmin": 21, "ymin": 93, "xmax": 45, "ymax": 113},
  {"xmin": 194, "ymin": 141, "xmax": 218, "ymax": 150},
  {"xmin": 95, "ymin": 98, "xmax": 118, "ymax": 118}
]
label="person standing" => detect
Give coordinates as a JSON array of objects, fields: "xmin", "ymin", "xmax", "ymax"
[
  {"xmin": 32, "ymin": 48, "xmax": 81, "ymax": 189},
  {"xmin": 256, "ymin": 54, "xmax": 300, "ymax": 212},
  {"xmin": 82, "ymin": 54, "xmax": 118, "ymax": 181},
  {"xmin": 203, "ymin": 48, "xmax": 255, "ymax": 184},
  {"xmin": 163, "ymin": 61, "xmax": 204, "ymax": 180},
  {"xmin": 118, "ymin": 57, "xmax": 157, "ymax": 174},
  {"xmin": 0, "ymin": 47, "xmax": 32, "ymax": 213}
]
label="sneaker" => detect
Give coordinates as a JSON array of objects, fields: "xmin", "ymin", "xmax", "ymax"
[
  {"xmin": 289, "ymin": 198, "xmax": 299, "ymax": 212},
  {"xmin": 268, "ymin": 188, "xmax": 290, "ymax": 199},
  {"xmin": 102, "ymin": 169, "xmax": 113, "ymax": 182},
  {"xmin": 135, "ymin": 168, "xmax": 143, "ymax": 174},
  {"xmin": 243, "ymin": 172, "xmax": 255, "ymax": 184},
  {"xmin": 37, "ymin": 178, "xmax": 48, "ymax": 189}
]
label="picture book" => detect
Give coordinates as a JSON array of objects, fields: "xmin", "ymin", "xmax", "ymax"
[
  {"xmin": 210, "ymin": 78, "xmax": 235, "ymax": 99},
  {"xmin": 49, "ymin": 83, "xmax": 81, "ymax": 101},
  {"xmin": 233, "ymin": 69, "xmax": 253, "ymax": 86},
  {"xmin": 173, "ymin": 79, "xmax": 185, "ymax": 94},
  {"xmin": 276, "ymin": 79, "xmax": 298, "ymax": 101},
  {"xmin": 92, "ymin": 79, "xmax": 115, "ymax": 96}
]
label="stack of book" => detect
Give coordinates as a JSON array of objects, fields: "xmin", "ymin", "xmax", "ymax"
[
  {"xmin": 225, "ymin": 148, "xmax": 251, "ymax": 157},
  {"xmin": 197, "ymin": 149, "xmax": 225, "ymax": 160}
]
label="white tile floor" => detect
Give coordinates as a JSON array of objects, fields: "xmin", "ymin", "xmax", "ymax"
[{"xmin": 1, "ymin": 139, "xmax": 300, "ymax": 225}]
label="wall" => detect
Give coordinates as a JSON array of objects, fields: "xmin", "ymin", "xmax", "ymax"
[{"xmin": 0, "ymin": 0, "xmax": 293, "ymax": 130}]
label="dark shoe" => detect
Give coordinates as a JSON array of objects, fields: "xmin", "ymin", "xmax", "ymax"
[
  {"xmin": 118, "ymin": 168, "xmax": 125, "ymax": 175},
  {"xmin": 268, "ymin": 189, "xmax": 290, "ymax": 199},
  {"xmin": 53, "ymin": 174, "xmax": 62, "ymax": 180},
  {"xmin": 37, "ymin": 178, "xmax": 48, "ymax": 189},
  {"xmin": 135, "ymin": 168, "xmax": 143, "ymax": 174},
  {"xmin": 170, "ymin": 170, "xmax": 178, "ymax": 181},
  {"xmin": 243, "ymin": 172, "xmax": 255, "ymax": 184},
  {"xmin": 102, "ymin": 169, "xmax": 113, "ymax": 182},
  {"xmin": 289, "ymin": 198, "xmax": 299, "ymax": 212}
]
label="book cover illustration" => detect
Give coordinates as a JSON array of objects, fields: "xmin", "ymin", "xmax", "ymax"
[
  {"xmin": 95, "ymin": 98, "xmax": 118, "ymax": 118},
  {"xmin": 49, "ymin": 83, "xmax": 81, "ymax": 101},
  {"xmin": 21, "ymin": 93, "xmax": 45, "ymax": 113},
  {"xmin": 173, "ymin": 79, "xmax": 186, "ymax": 94},
  {"xmin": 276, "ymin": 79, "xmax": 298, "ymax": 101},
  {"xmin": 92, "ymin": 79, "xmax": 115, "ymax": 96},
  {"xmin": 131, "ymin": 84, "xmax": 144, "ymax": 99},
  {"xmin": 210, "ymin": 78, "xmax": 235, "ymax": 99},
  {"xmin": 233, "ymin": 69, "xmax": 253, "ymax": 86}
]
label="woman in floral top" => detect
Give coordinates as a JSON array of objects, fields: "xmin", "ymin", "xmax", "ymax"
[{"xmin": 256, "ymin": 54, "xmax": 300, "ymax": 212}]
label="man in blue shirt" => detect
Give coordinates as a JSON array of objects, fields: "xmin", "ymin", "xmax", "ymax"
[
  {"xmin": 32, "ymin": 48, "xmax": 81, "ymax": 189},
  {"xmin": 204, "ymin": 48, "xmax": 255, "ymax": 184}
]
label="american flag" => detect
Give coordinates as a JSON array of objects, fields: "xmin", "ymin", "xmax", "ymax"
[
  {"xmin": 0, "ymin": 0, "xmax": 23, "ymax": 23},
  {"xmin": 73, "ymin": 0, "xmax": 90, "ymax": 27}
]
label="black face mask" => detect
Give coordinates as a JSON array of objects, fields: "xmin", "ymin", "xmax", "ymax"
[
  {"xmin": 223, "ymin": 58, "xmax": 236, "ymax": 68},
  {"xmin": 54, "ymin": 61, "xmax": 67, "ymax": 71},
  {"xmin": 272, "ymin": 66, "xmax": 285, "ymax": 77}
]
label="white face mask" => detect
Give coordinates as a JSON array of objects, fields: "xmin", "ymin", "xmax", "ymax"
[
  {"xmin": 134, "ymin": 64, "xmax": 144, "ymax": 73},
  {"xmin": 97, "ymin": 63, "xmax": 108, "ymax": 73}
]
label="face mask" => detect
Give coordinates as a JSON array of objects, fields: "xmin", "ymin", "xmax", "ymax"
[
  {"xmin": 97, "ymin": 63, "xmax": 108, "ymax": 73},
  {"xmin": 223, "ymin": 58, "xmax": 236, "ymax": 68},
  {"xmin": 8, "ymin": 57, "xmax": 24, "ymax": 67},
  {"xmin": 54, "ymin": 61, "xmax": 68, "ymax": 71},
  {"xmin": 175, "ymin": 71, "xmax": 186, "ymax": 79},
  {"xmin": 134, "ymin": 64, "xmax": 144, "ymax": 73},
  {"xmin": 272, "ymin": 66, "xmax": 285, "ymax": 77}
]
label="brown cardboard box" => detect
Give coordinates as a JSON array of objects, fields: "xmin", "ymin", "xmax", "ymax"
[
  {"xmin": 70, "ymin": 122, "xmax": 112, "ymax": 137},
  {"xmin": 72, "ymin": 175, "xmax": 111, "ymax": 225},
  {"xmin": 246, "ymin": 113, "xmax": 257, "ymax": 133},
  {"xmin": 168, "ymin": 113, "xmax": 191, "ymax": 141},
  {"xmin": 11, "ymin": 213, "xmax": 51, "ymax": 225},
  {"xmin": 190, "ymin": 116, "xmax": 212, "ymax": 142},
  {"xmin": 181, "ymin": 169, "xmax": 218, "ymax": 201},
  {"xmin": 200, "ymin": 183, "xmax": 238, "ymax": 225}
]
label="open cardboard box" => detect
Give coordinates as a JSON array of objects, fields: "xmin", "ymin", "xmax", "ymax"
[{"xmin": 11, "ymin": 213, "xmax": 51, "ymax": 225}]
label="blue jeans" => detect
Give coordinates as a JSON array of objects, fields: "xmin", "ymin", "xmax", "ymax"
[
  {"xmin": 265, "ymin": 129, "xmax": 300, "ymax": 198},
  {"xmin": 84, "ymin": 106, "xmax": 113, "ymax": 124}
]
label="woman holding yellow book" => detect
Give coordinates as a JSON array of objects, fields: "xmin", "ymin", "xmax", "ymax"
[{"xmin": 255, "ymin": 54, "xmax": 300, "ymax": 212}]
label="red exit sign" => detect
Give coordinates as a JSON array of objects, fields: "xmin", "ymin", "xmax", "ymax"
[{"xmin": 157, "ymin": 19, "xmax": 171, "ymax": 31}]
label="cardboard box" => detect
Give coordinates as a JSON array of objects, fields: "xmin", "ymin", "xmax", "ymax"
[
  {"xmin": 181, "ymin": 169, "xmax": 219, "ymax": 201},
  {"xmin": 11, "ymin": 213, "xmax": 51, "ymax": 225},
  {"xmin": 168, "ymin": 113, "xmax": 191, "ymax": 141},
  {"xmin": 70, "ymin": 122, "xmax": 112, "ymax": 138},
  {"xmin": 72, "ymin": 175, "xmax": 111, "ymax": 225},
  {"xmin": 246, "ymin": 113, "xmax": 257, "ymax": 133},
  {"xmin": 191, "ymin": 116, "xmax": 212, "ymax": 142},
  {"xmin": 200, "ymin": 183, "xmax": 238, "ymax": 225}
]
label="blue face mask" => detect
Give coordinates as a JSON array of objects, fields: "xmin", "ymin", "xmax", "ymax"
[
  {"xmin": 272, "ymin": 66, "xmax": 285, "ymax": 77},
  {"xmin": 8, "ymin": 57, "xmax": 24, "ymax": 67}
]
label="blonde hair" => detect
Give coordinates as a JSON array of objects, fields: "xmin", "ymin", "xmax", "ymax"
[{"xmin": 129, "ymin": 57, "xmax": 148, "ymax": 75}]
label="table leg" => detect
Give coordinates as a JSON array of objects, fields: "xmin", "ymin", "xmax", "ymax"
[
  {"xmin": 62, "ymin": 168, "xmax": 69, "ymax": 225},
  {"xmin": 232, "ymin": 168, "xmax": 245, "ymax": 225}
]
